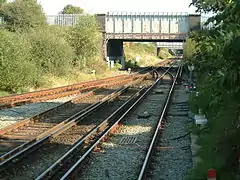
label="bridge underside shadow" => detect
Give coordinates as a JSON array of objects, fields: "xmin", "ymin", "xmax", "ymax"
[{"xmin": 106, "ymin": 38, "xmax": 184, "ymax": 69}]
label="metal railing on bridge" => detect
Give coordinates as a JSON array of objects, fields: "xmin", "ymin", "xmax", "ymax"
[
  {"xmin": 46, "ymin": 14, "xmax": 86, "ymax": 27},
  {"xmin": 0, "ymin": 14, "xmax": 86, "ymax": 28},
  {"xmin": 0, "ymin": 13, "xmax": 214, "ymax": 30}
]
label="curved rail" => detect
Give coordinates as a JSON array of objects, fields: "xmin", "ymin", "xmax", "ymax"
[
  {"xmin": 35, "ymin": 67, "xmax": 173, "ymax": 180},
  {"xmin": 0, "ymin": 60, "xmax": 172, "ymax": 109},
  {"xmin": 0, "ymin": 66, "xmax": 160, "ymax": 170},
  {"xmin": 0, "ymin": 74, "xmax": 143, "ymax": 109},
  {"xmin": 138, "ymin": 66, "xmax": 182, "ymax": 180},
  {"xmin": 0, "ymin": 86, "xmax": 129, "ymax": 169},
  {"xmin": 0, "ymin": 67, "xmax": 155, "ymax": 135}
]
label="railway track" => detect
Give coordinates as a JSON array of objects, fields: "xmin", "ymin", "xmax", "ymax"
[
  {"xmin": 0, "ymin": 69, "xmax": 155, "ymax": 145},
  {"xmin": 138, "ymin": 66, "xmax": 182, "ymax": 179},
  {"xmin": 0, "ymin": 61, "xmax": 176, "ymax": 179},
  {"xmin": 0, "ymin": 73, "xmax": 157, "ymax": 179},
  {"xmin": 0, "ymin": 72, "xmax": 151, "ymax": 158},
  {"xmin": 0, "ymin": 73, "xmax": 145, "ymax": 110},
  {"xmin": 0, "ymin": 88, "xmax": 118, "ymax": 155},
  {"xmin": 31, "ymin": 67, "xmax": 176, "ymax": 180},
  {"xmin": 0, "ymin": 60, "xmax": 172, "ymax": 110},
  {"xmin": 65, "ymin": 66, "xmax": 180, "ymax": 180}
]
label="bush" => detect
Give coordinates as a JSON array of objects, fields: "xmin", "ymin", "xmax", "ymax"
[
  {"xmin": 0, "ymin": 0, "xmax": 47, "ymax": 31},
  {"xmin": 186, "ymin": 0, "xmax": 240, "ymax": 178},
  {"xmin": 0, "ymin": 29, "xmax": 39, "ymax": 92},
  {"xmin": 183, "ymin": 38, "xmax": 198, "ymax": 62},
  {"xmin": 158, "ymin": 48, "xmax": 172, "ymax": 59},
  {"xmin": 26, "ymin": 27, "xmax": 74, "ymax": 76},
  {"xmin": 66, "ymin": 15, "xmax": 102, "ymax": 69},
  {"xmin": 61, "ymin": 4, "xmax": 84, "ymax": 14}
]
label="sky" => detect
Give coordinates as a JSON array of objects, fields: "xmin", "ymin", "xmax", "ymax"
[{"xmin": 37, "ymin": 0, "xmax": 198, "ymax": 15}]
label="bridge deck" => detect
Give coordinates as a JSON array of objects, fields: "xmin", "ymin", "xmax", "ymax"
[{"xmin": 105, "ymin": 33, "xmax": 187, "ymax": 41}]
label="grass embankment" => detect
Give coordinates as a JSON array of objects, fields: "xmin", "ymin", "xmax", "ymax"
[
  {"xmin": 0, "ymin": 70, "xmax": 128, "ymax": 96},
  {"xmin": 34, "ymin": 69, "xmax": 128, "ymax": 90},
  {"xmin": 124, "ymin": 42, "xmax": 172, "ymax": 67}
]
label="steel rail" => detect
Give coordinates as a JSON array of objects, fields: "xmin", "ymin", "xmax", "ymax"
[
  {"xmin": 35, "ymin": 87, "xmax": 146, "ymax": 180},
  {"xmin": 137, "ymin": 66, "xmax": 182, "ymax": 180},
  {"xmin": 0, "ymin": 66, "xmax": 158, "ymax": 135},
  {"xmin": 0, "ymin": 66, "xmax": 153, "ymax": 104},
  {"xmin": 0, "ymin": 67, "xmax": 155, "ymax": 141},
  {"xmin": 0, "ymin": 75, "xmax": 144, "ymax": 109},
  {"xmin": 0, "ymin": 63, "xmax": 170, "ymax": 109},
  {"xmin": 43, "ymin": 67, "xmax": 173, "ymax": 180},
  {"xmin": 0, "ymin": 75, "xmax": 127, "ymax": 102},
  {"xmin": 0, "ymin": 65, "xmax": 167, "ymax": 173},
  {"xmin": 0, "ymin": 75, "xmax": 145, "ymax": 135},
  {"xmin": 0, "ymin": 91, "xmax": 95, "ymax": 136},
  {"xmin": 0, "ymin": 86, "xmax": 129, "ymax": 169}
]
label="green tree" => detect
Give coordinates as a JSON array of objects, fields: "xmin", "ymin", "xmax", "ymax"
[
  {"xmin": 66, "ymin": 15, "xmax": 101, "ymax": 69},
  {"xmin": 27, "ymin": 27, "xmax": 74, "ymax": 76},
  {"xmin": 183, "ymin": 38, "xmax": 198, "ymax": 62},
  {"xmin": 0, "ymin": 0, "xmax": 7, "ymax": 7},
  {"xmin": 0, "ymin": 29, "xmax": 39, "ymax": 92},
  {"xmin": 187, "ymin": 0, "xmax": 240, "ymax": 179},
  {"xmin": 61, "ymin": 4, "xmax": 84, "ymax": 14},
  {"xmin": 0, "ymin": 0, "xmax": 47, "ymax": 31}
]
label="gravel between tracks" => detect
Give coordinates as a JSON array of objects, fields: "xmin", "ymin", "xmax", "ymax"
[
  {"xmin": 0, "ymin": 96, "xmax": 76, "ymax": 129},
  {"xmin": 0, "ymin": 87, "xmax": 121, "ymax": 130},
  {"xmin": 77, "ymin": 77, "xmax": 193, "ymax": 180},
  {"xmin": 77, "ymin": 79, "xmax": 172, "ymax": 180},
  {"xmin": 1, "ymin": 87, "xmax": 149, "ymax": 180},
  {"xmin": 0, "ymin": 77, "xmax": 153, "ymax": 130},
  {"xmin": 0, "ymin": 88, "xmax": 120, "ymax": 157},
  {"xmin": 149, "ymin": 85, "xmax": 192, "ymax": 180}
]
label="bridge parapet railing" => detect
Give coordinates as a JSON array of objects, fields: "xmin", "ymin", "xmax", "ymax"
[{"xmin": 46, "ymin": 14, "xmax": 86, "ymax": 27}]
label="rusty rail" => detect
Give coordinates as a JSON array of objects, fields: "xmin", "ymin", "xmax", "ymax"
[
  {"xmin": 0, "ymin": 60, "xmax": 172, "ymax": 108},
  {"xmin": 0, "ymin": 66, "xmax": 161, "ymax": 170},
  {"xmin": 0, "ymin": 75, "xmax": 139, "ymax": 109},
  {"xmin": 35, "ymin": 67, "xmax": 173, "ymax": 180},
  {"xmin": 0, "ymin": 86, "xmax": 130, "ymax": 169}
]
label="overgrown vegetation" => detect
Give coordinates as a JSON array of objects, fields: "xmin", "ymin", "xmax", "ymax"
[
  {"xmin": 66, "ymin": 15, "xmax": 102, "ymax": 70},
  {"xmin": 124, "ymin": 42, "xmax": 172, "ymax": 67},
  {"xmin": 185, "ymin": 0, "xmax": 240, "ymax": 179},
  {"xmin": 26, "ymin": 27, "xmax": 74, "ymax": 76},
  {"xmin": 183, "ymin": 38, "xmax": 198, "ymax": 62},
  {"xmin": 0, "ymin": 0, "xmax": 47, "ymax": 31},
  {"xmin": 0, "ymin": 0, "xmax": 6, "ymax": 7},
  {"xmin": 61, "ymin": 4, "xmax": 84, "ymax": 14},
  {"xmin": 0, "ymin": 30, "xmax": 39, "ymax": 92},
  {"xmin": 0, "ymin": 0, "xmax": 104, "ymax": 93}
]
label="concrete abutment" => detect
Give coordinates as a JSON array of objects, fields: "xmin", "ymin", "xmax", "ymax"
[{"xmin": 105, "ymin": 39, "xmax": 125, "ymax": 69}]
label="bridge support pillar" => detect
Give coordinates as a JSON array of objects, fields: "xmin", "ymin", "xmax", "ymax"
[
  {"xmin": 120, "ymin": 56, "xmax": 125, "ymax": 70},
  {"xmin": 157, "ymin": 47, "xmax": 161, "ymax": 56},
  {"xmin": 106, "ymin": 39, "xmax": 125, "ymax": 69}
]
